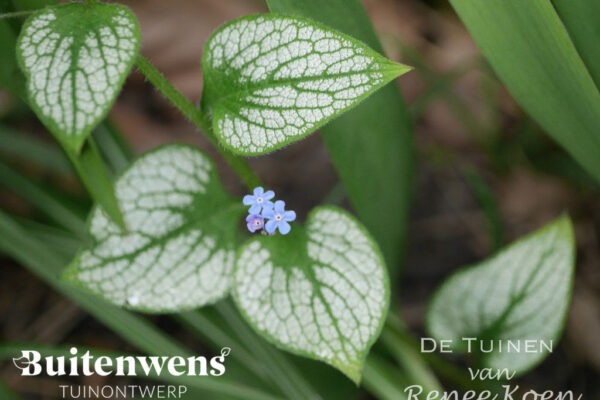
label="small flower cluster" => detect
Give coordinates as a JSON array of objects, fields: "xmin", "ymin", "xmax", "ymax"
[{"xmin": 243, "ymin": 187, "xmax": 296, "ymax": 235}]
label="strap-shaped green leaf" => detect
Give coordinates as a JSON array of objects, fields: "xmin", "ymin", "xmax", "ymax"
[
  {"xmin": 234, "ymin": 206, "xmax": 389, "ymax": 383},
  {"xmin": 427, "ymin": 216, "xmax": 575, "ymax": 375},
  {"xmin": 17, "ymin": 2, "xmax": 140, "ymax": 153},
  {"xmin": 449, "ymin": 0, "xmax": 600, "ymax": 183},
  {"xmin": 551, "ymin": 0, "xmax": 600, "ymax": 90},
  {"xmin": 201, "ymin": 14, "xmax": 411, "ymax": 155},
  {"xmin": 63, "ymin": 144, "xmax": 243, "ymax": 313}
]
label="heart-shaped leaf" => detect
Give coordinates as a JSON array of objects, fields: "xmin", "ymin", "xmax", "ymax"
[
  {"xmin": 233, "ymin": 206, "xmax": 389, "ymax": 383},
  {"xmin": 201, "ymin": 14, "xmax": 411, "ymax": 155},
  {"xmin": 17, "ymin": 3, "xmax": 140, "ymax": 153},
  {"xmin": 63, "ymin": 144, "xmax": 243, "ymax": 313},
  {"xmin": 427, "ymin": 215, "xmax": 575, "ymax": 375}
]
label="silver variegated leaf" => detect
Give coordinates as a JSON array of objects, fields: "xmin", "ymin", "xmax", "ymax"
[
  {"xmin": 63, "ymin": 145, "xmax": 242, "ymax": 313},
  {"xmin": 427, "ymin": 215, "xmax": 575, "ymax": 375},
  {"xmin": 234, "ymin": 206, "xmax": 389, "ymax": 383},
  {"xmin": 201, "ymin": 14, "xmax": 411, "ymax": 155},
  {"xmin": 17, "ymin": 3, "xmax": 140, "ymax": 153}
]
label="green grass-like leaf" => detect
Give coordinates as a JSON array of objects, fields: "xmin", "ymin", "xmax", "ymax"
[
  {"xmin": 450, "ymin": 0, "xmax": 600, "ymax": 183},
  {"xmin": 552, "ymin": 0, "xmax": 600, "ymax": 90}
]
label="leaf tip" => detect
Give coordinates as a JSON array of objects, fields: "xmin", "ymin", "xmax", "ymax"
[
  {"xmin": 539, "ymin": 213, "xmax": 575, "ymax": 253},
  {"xmin": 554, "ymin": 213, "xmax": 574, "ymax": 235},
  {"xmin": 384, "ymin": 61, "xmax": 414, "ymax": 79},
  {"xmin": 335, "ymin": 360, "xmax": 363, "ymax": 385}
]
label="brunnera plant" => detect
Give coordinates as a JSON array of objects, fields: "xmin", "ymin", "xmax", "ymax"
[
  {"xmin": 17, "ymin": 1, "xmax": 404, "ymax": 383},
  {"xmin": 7, "ymin": 0, "xmax": 576, "ymax": 391}
]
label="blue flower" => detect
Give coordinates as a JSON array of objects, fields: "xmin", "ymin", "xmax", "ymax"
[
  {"xmin": 242, "ymin": 187, "xmax": 296, "ymax": 236},
  {"xmin": 262, "ymin": 200, "xmax": 296, "ymax": 235},
  {"xmin": 243, "ymin": 186, "xmax": 275, "ymax": 215},
  {"xmin": 246, "ymin": 214, "xmax": 264, "ymax": 233}
]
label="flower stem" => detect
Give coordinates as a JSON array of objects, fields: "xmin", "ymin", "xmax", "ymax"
[{"xmin": 134, "ymin": 55, "xmax": 261, "ymax": 190}]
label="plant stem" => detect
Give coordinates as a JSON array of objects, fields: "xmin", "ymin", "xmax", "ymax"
[{"xmin": 134, "ymin": 55, "xmax": 261, "ymax": 190}]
